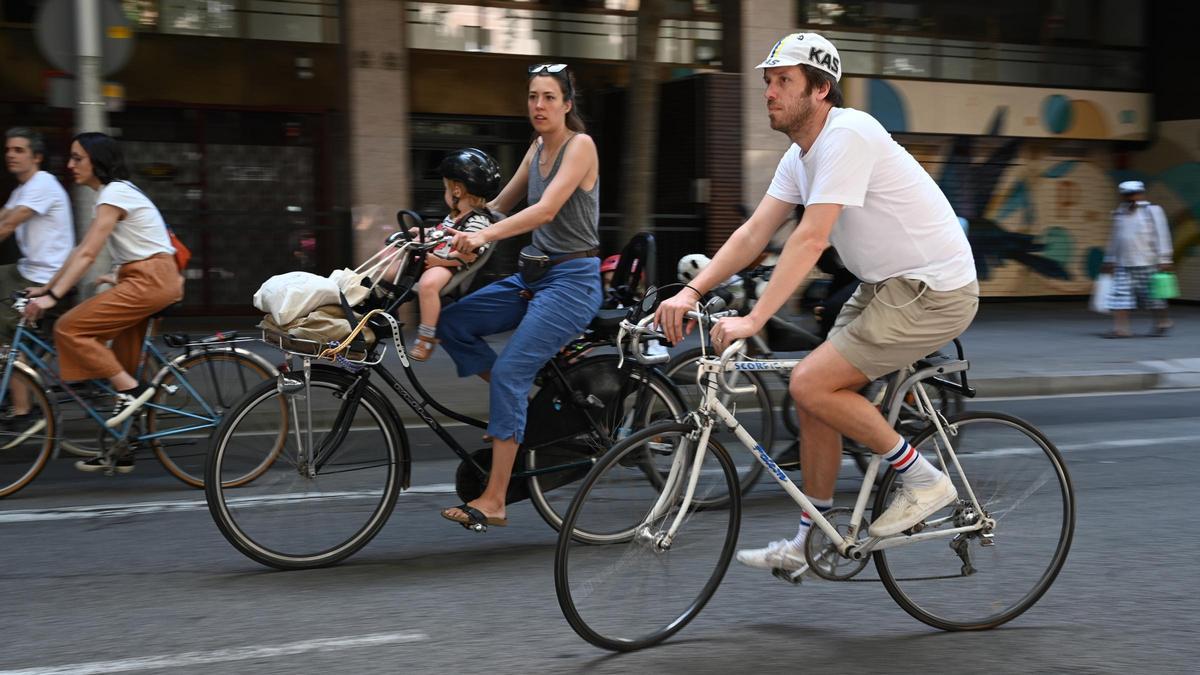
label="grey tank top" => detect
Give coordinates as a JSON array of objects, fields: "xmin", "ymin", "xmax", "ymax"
[{"xmin": 528, "ymin": 135, "xmax": 600, "ymax": 255}]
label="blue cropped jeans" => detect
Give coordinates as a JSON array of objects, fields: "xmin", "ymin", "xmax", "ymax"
[{"xmin": 437, "ymin": 257, "xmax": 602, "ymax": 443}]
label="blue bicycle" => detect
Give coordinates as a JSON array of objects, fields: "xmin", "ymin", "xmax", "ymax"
[{"xmin": 0, "ymin": 296, "xmax": 280, "ymax": 497}]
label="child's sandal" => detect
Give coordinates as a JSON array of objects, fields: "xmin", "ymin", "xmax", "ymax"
[{"xmin": 410, "ymin": 336, "xmax": 438, "ymax": 361}]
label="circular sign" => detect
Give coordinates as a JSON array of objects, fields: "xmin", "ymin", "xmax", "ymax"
[{"xmin": 35, "ymin": 0, "xmax": 135, "ymax": 76}]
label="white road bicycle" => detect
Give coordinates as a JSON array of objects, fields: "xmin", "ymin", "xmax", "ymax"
[{"xmin": 553, "ymin": 300, "xmax": 1076, "ymax": 651}]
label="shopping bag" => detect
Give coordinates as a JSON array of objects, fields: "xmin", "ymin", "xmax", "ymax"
[
  {"xmin": 328, "ymin": 268, "xmax": 372, "ymax": 307},
  {"xmin": 253, "ymin": 271, "xmax": 341, "ymax": 325},
  {"xmin": 1149, "ymin": 272, "xmax": 1180, "ymax": 300},
  {"xmin": 1089, "ymin": 273, "xmax": 1113, "ymax": 314}
]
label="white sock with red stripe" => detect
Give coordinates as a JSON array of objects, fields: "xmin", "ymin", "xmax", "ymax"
[
  {"xmin": 883, "ymin": 437, "xmax": 942, "ymax": 489},
  {"xmin": 789, "ymin": 496, "xmax": 834, "ymax": 551}
]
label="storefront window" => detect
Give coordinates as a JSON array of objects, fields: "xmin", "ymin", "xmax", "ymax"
[
  {"xmin": 798, "ymin": 1, "xmax": 1146, "ymax": 89},
  {"xmin": 120, "ymin": 1, "xmax": 339, "ymax": 42},
  {"xmin": 161, "ymin": 0, "xmax": 238, "ymax": 37},
  {"xmin": 122, "ymin": 0, "xmax": 159, "ymax": 28}
]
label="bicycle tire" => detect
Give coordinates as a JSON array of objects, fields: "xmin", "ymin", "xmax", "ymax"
[
  {"xmin": 0, "ymin": 369, "xmax": 56, "ymax": 498},
  {"xmin": 555, "ymin": 421, "xmax": 741, "ymax": 651},
  {"xmin": 205, "ymin": 368, "xmax": 407, "ymax": 570},
  {"xmin": 871, "ymin": 411, "xmax": 1075, "ymax": 630},
  {"xmin": 525, "ymin": 355, "xmax": 686, "ymax": 540},
  {"xmin": 663, "ymin": 347, "xmax": 775, "ymax": 501},
  {"xmin": 149, "ymin": 350, "xmax": 279, "ymax": 488}
]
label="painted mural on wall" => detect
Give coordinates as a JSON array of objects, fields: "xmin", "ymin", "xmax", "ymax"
[
  {"xmin": 903, "ymin": 133, "xmax": 1116, "ymax": 296},
  {"xmin": 857, "ymin": 79, "xmax": 1197, "ymax": 299},
  {"xmin": 846, "ymin": 77, "xmax": 1152, "ymax": 141}
]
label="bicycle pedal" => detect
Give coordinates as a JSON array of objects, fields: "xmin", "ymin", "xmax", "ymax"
[{"xmin": 771, "ymin": 567, "xmax": 804, "ymax": 585}]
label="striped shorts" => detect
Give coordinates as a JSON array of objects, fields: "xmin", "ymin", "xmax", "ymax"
[{"xmin": 1109, "ymin": 265, "xmax": 1165, "ymax": 311}]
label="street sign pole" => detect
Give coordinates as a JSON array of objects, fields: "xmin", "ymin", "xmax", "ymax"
[
  {"xmin": 74, "ymin": 0, "xmax": 108, "ymax": 295},
  {"xmin": 75, "ymin": 0, "xmax": 106, "ymax": 133}
]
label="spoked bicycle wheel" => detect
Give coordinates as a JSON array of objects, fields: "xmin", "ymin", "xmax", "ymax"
[
  {"xmin": 664, "ymin": 348, "xmax": 774, "ymax": 504},
  {"xmin": 525, "ymin": 356, "xmax": 686, "ymax": 540},
  {"xmin": 149, "ymin": 350, "xmax": 278, "ymax": 488},
  {"xmin": 205, "ymin": 368, "xmax": 407, "ymax": 569},
  {"xmin": 0, "ymin": 369, "xmax": 56, "ymax": 498},
  {"xmin": 555, "ymin": 421, "xmax": 741, "ymax": 651},
  {"xmin": 871, "ymin": 411, "xmax": 1075, "ymax": 630}
]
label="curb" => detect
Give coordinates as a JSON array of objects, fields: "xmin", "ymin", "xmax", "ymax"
[{"xmin": 970, "ymin": 373, "xmax": 1162, "ymax": 397}]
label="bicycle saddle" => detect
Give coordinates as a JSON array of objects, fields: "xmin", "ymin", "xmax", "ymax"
[{"xmin": 586, "ymin": 308, "xmax": 629, "ymax": 338}]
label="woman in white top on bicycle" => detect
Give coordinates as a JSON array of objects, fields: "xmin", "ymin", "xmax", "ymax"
[{"xmin": 22, "ymin": 132, "xmax": 182, "ymax": 470}]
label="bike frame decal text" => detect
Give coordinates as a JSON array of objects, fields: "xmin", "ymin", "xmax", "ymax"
[
  {"xmin": 753, "ymin": 444, "xmax": 789, "ymax": 483},
  {"xmin": 734, "ymin": 361, "xmax": 794, "ymax": 371}
]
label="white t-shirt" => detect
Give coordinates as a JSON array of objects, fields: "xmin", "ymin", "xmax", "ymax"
[
  {"xmin": 95, "ymin": 181, "xmax": 175, "ymax": 265},
  {"xmin": 2, "ymin": 171, "xmax": 74, "ymax": 284},
  {"xmin": 767, "ymin": 107, "xmax": 976, "ymax": 291},
  {"xmin": 1106, "ymin": 201, "xmax": 1172, "ymax": 268}
]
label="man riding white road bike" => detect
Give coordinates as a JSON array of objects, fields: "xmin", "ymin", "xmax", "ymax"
[{"xmin": 655, "ymin": 32, "xmax": 980, "ymax": 573}]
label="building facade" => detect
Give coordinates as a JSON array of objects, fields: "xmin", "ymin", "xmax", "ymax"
[
  {"xmin": 742, "ymin": 0, "xmax": 1198, "ymax": 300},
  {"xmin": 1, "ymin": 0, "xmax": 1194, "ymax": 312}
]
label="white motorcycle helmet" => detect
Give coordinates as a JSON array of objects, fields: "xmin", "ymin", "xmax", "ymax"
[
  {"xmin": 676, "ymin": 252, "xmax": 746, "ymax": 310},
  {"xmin": 677, "ymin": 253, "xmax": 711, "ymax": 283}
]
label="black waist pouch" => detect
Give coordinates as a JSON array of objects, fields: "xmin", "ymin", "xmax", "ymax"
[{"xmin": 518, "ymin": 244, "xmax": 551, "ymax": 285}]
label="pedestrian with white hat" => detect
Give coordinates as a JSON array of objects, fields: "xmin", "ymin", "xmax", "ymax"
[{"xmin": 1101, "ymin": 180, "xmax": 1174, "ymax": 337}]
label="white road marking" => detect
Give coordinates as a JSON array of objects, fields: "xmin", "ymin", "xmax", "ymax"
[
  {"xmin": 0, "ymin": 483, "xmax": 457, "ymax": 524},
  {"xmin": 972, "ymin": 386, "xmax": 1200, "ymax": 402},
  {"xmin": 0, "ymin": 631, "xmax": 429, "ymax": 675}
]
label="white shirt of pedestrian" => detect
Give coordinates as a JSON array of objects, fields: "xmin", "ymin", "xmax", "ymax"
[
  {"xmin": 95, "ymin": 181, "xmax": 175, "ymax": 265},
  {"xmin": 1106, "ymin": 201, "xmax": 1171, "ymax": 268},
  {"xmin": 2, "ymin": 170, "xmax": 74, "ymax": 284},
  {"xmin": 766, "ymin": 107, "xmax": 976, "ymax": 291}
]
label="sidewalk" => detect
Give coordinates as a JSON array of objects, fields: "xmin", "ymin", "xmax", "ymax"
[{"xmin": 178, "ymin": 300, "xmax": 1200, "ymax": 422}]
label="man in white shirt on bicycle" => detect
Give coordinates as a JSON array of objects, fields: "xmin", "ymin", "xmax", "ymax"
[
  {"xmin": 1, "ymin": 128, "xmax": 74, "ymax": 431},
  {"xmin": 655, "ymin": 32, "xmax": 979, "ymax": 573}
]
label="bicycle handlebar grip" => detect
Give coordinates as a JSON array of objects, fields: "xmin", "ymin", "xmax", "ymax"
[{"xmin": 624, "ymin": 316, "xmax": 671, "ymax": 366}]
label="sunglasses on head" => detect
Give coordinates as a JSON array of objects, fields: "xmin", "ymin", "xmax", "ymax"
[{"xmin": 528, "ymin": 63, "xmax": 569, "ymax": 74}]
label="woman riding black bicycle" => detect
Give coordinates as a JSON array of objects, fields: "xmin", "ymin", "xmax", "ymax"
[{"xmin": 437, "ymin": 63, "xmax": 602, "ymax": 531}]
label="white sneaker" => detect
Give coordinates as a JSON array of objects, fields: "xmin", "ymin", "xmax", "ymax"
[
  {"xmin": 736, "ymin": 539, "xmax": 807, "ymax": 571},
  {"xmin": 105, "ymin": 386, "xmax": 157, "ymax": 428},
  {"xmin": 869, "ymin": 473, "xmax": 958, "ymax": 537}
]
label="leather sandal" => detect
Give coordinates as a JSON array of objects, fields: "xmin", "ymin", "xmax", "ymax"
[
  {"xmin": 441, "ymin": 503, "xmax": 508, "ymax": 531},
  {"xmin": 410, "ymin": 335, "xmax": 438, "ymax": 361}
]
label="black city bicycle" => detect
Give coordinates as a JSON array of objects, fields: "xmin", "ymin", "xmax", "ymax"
[{"xmin": 204, "ymin": 214, "xmax": 687, "ymax": 569}]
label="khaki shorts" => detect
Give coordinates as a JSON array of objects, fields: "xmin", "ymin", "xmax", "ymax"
[{"xmin": 828, "ymin": 278, "xmax": 979, "ymax": 380}]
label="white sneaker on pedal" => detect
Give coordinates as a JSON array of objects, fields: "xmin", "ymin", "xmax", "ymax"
[
  {"xmin": 105, "ymin": 385, "xmax": 156, "ymax": 428},
  {"xmin": 736, "ymin": 539, "xmax": 807, "ymax": 572},
  {"xmin": 869, "ymin": 473, "xmax": 958, "ymax": 537}
]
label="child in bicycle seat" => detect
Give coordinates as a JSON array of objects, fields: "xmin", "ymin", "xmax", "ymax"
[{"xmin": 410, "ymin": 148, "xmax": 503, "ymax": 361}]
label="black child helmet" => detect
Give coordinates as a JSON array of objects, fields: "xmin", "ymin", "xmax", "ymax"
[{"xmin": 438, "ymin": 148, "xmax": 502, "ymax": 200}]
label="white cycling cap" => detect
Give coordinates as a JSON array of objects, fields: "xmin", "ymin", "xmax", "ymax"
[
  {"xmin": 756, "ymin": 32, "xmax": 842, "ymax": 82},
  {"xmin": 1118, "ymin": 180, "xmax": 1145, "ymax": 195}
]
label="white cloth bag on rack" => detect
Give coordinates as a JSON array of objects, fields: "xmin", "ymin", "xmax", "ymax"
[
  {"xmin": 253, "ymin": 271, "xmax": 342, "ymax": 326},
  {"xmin": 254, "ymin": 238, "xmax": 406, "ymax": 326},
  {"xmin": 329, "ymin": 240, "xmax": 406, "ymax": 307}
]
